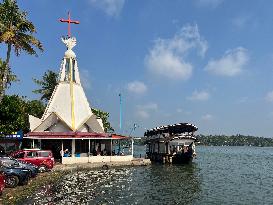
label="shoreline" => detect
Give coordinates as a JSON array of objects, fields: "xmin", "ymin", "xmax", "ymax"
[
  {"xmin": 1, "ymin": 171, "xmax": 65, "ymax": 205},
  {"xmin": 0, "ymin": 158, "xmax": 151, "ymax": 205},
  {"xmin": 53, "ymin": 158, "xmax": 151, "ymax": 171}
]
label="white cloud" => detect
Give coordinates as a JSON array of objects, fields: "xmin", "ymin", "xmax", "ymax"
[
  {"xmin": 266, "ymin": 91, "xmax": 273, "ymax": 102},
  {"xmin": 127, "ymin": 81, "xmax": 147, "ymax": 95},
  {"xmin": 187, "ymin": 90, "xmax": 210, "ymax": 101},
  {"xmin": 135, "ymin": 103, "xmax": 158, "ymax": 119},
  {"xmin": 176, "ymin": 108, "xmax": 191, "ymax": 115},
  {"xmin": 205, "ymin": 47, "xmax": 249, "ymax": 76},
  {"xmin": 89, "ymin": 0, "xmax": 125, "ymax": 17},
  {"xmin": 177, "ymin": 108, "xmax": 183, "ymax": 113},
  {"xmin": 195, "ymin": 0, "xmax": 224, "ymax": 8},
  {"xmin": 136, "ymin": 110, "xmax": 150, "ymax": 119},
  {"xmin": 232, "ymin": 15, "xmax": 250, "ymax": 29},
  {"xmin": 236, "ymin": 96, "xmax": 248, "ymax": 104},
  {"xmin": 145, "ymin": 24, "xmax": 208, "ymax": 80},
  {"xmin": 139, "ymin": 103, "xmax": 158, "ymax": 110},
  {"xmin": 201, "ymin": 114, "xmax": 213, "ymax": 121}
]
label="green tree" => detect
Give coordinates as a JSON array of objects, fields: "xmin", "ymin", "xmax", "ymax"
[
  {"xmin": 33, "ymin": 70, "xmax": 58, "ymax": 102},
  {"xmin": 0, "ymin": 95, "xmax": 45, "ymax": 134},
  {"xmin": 0, "ymin": 0, "xmax": 43, "ymax": 102},
  {"xmin": 0, "ymin": 57, "xmax": 17, "ymax": 101},
  {"xmin": 0, "ymin": 95, "xmax": 27, "ymax": 134},
  {"xmin": 91, "ymin": 108, "xmax": 114, "ymax": 133},
  {"xmin": 26, "ymin": 99, "xmax": 45, "ymax": 119}
]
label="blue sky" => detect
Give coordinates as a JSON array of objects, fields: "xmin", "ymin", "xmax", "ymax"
[{"xmin": 3, "ymin": 0, "xmax": 273, "ymax": 137}]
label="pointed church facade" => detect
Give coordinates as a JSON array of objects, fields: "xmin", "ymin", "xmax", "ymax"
[
  {"xmin": 29, "ymin": 37, "xmax": 104, "ymax": 133},
  {"xmin": 26, "ymin": 36, "xmax": 133, "ymax": 164}
]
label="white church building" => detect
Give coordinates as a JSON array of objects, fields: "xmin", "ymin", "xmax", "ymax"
[{"xmin": 26, "ymin": 35, "xmax": 133, "ymax": 164}]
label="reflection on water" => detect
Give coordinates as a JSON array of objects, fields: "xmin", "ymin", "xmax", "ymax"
[
  {"xmin": 142, "ymin": 164, "xmax": 201, "ymax": 205},
  {"xmin": 24, "ymin": 163, "xmax": 201, "ymax": 205},
  {"xmin": 23, "ymin": 146, "xmax": 273, "ymax": 204},
  {"xmin": 196, "ymin": 146, "xmax": 273, "ymax": 205}
]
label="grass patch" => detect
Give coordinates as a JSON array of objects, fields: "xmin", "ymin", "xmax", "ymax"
[{"xmin": 0, "ymin": 171, "xmax": 66, "ymax": 205}]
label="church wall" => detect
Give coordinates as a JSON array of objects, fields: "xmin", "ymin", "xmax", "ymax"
[
  {"xmin": 78, "ymin": 124, "xmax": 88, "ymax": 132},
  {"xmin": 49, "ymin": 122, "xmax": 71, "ymax": 132},
  {"xmin": 85, "ymin": 115, "xmax": 104, "ymax": 133},
  {"xmin": 62, "ymin": 155, "xmax": 133, "ymax": 164}
]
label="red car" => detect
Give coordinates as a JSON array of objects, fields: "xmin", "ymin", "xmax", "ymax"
[
  {"xmin": 0, "ymin": 172, "xmax": 5, "ymax": 195},
  {"xmin": 10, "ymin": 149, "xmax": 54, "ymax": 173}
]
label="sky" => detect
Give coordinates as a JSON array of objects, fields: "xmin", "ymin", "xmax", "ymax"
[{"xmin": 2, "ymin": 0, "xmax": 273, "ymax": 137}]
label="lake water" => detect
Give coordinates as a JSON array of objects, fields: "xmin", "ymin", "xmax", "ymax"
[{"xmin": 24, "ymin": 146, "xmax": 273, "ymax": 204}]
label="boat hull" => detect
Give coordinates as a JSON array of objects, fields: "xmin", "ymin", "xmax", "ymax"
[
  {"xmin": 147, "ymin": 151, "xmax": 194, "ymax": 164},
  {"xmin": 172, "ymin": 153, "xmax": 193, "ymax": 164}
]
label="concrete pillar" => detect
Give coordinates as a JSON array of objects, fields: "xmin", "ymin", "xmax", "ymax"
[
  {"xmin": 110, "ymin": 139, "xmax": 112, "ymax": 162},
  {"xmin": 131, "ymin": 138, "xmax": 134, "ymax": 156},
  {"xmin": 110, "ymin": 139, "xmax": 113, "ymax": 156},
  {"xmin": 61, "ymin": 140, "xmax": 64, "ymax": 161},
  {"xmin": 38, "ymin": 139, "xmax": 41, "ymax": 149},
  {"xmin": 88, "ymin": 139, "xmax": 90, "ymax": 163},
  {"xmin": 72, "ymin": 139, "xmax": 75, "ymax": 157}
]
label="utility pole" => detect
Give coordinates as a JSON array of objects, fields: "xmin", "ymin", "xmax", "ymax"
[{"xmin": 119, "ymin": 93, "xmax": 122, "ymax": 131}]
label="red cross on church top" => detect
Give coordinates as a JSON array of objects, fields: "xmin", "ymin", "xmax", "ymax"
[{"xmin": 59, "ymin": 11, "xmax": 80, "ymax": 37}]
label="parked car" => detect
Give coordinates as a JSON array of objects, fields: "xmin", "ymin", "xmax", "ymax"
[
  {"xmin": 0, "ymin": 157, "xmax": 38, "ymax": 177},
  {"xmin": 10, "ymin": 149, "xmax": 54, "ymax": 172},
  {"xmin": 0, "ymin": 162, "xmax": 31, "ymax": 188},
  {"xmin": 0, "ymin": 172, "xmax": 5, "ymax": 195}
]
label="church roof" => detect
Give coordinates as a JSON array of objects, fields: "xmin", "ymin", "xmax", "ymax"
[
  {"xmin": 26, "ymin": 132, "xmax": 130, "ymax": 140},
  {"xmin": 29, "ymin": 36, "xmax": 105, "ymax": 133}
]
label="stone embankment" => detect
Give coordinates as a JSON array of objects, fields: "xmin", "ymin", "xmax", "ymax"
[{"xmin": 53, "ymin": 158, "xmax": 151, "ymax": 171}]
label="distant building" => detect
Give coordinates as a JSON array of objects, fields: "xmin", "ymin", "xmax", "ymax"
[{"xmin": 0, "ymin": 131, "xmax": 23, "ymax": 154}]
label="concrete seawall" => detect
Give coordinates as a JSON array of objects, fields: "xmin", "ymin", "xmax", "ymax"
[{"xmin": 53, "ymin": 158, "xmax": 151, "ymax": 171}]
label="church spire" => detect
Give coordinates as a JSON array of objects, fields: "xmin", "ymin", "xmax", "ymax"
[
  {"xmin": 58, "ymin": 11, "xmax": 80, "ymax": 84},
  {"xmin": 59, "ymin": 37, "xmax": 79, "ymax": 83},
  {"xmin": 29, "ymin": 12, "xmax": 104, "ymax": 133},
  {"xmin": 58, "ymin": 12, "xmax": 80, "ymax": 130}
]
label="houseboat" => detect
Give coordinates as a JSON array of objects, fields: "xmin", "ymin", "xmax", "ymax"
[{"xmin": 144, "ymin": 123, "xmax": 198, "ymax": 164}]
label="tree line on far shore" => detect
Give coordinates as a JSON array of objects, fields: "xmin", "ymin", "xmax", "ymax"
[
  {"xmin": 134, "ymin": 134, "xmax": 273, "ymax": 147},
  {"xmin": 197, "ymin": 134, "xmax": 273, "ymax": 147}
]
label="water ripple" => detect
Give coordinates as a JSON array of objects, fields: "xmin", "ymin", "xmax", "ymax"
[{"xmin": 23, "ymin": 146, "xmax": 273, "ymax": 205}]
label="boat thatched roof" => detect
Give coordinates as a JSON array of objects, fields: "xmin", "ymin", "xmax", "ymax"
[{"xmin": 144, "ymin": 123, "xmax": 198, "ymax": 136}]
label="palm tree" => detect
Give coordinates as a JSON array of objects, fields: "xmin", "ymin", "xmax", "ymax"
[
  {"xmin": 33, "ymin": 70, "xmax": 58, "ymax": 102},
  {"xmin": 0, "ymin": 0, "xmax": 43, "ymax": 102}
]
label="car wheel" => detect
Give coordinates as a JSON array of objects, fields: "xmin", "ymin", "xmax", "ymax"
[
  {"xmin": 5, "ymin": 175, "xmax": 19, "ymax": 188},
  {"xmin": 20, "ymin": 175, "xmax": 30, "ymax": 186},
  {"xmin": 38, "ymin": 165, "xmax": 48, "ymax": 173}
]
